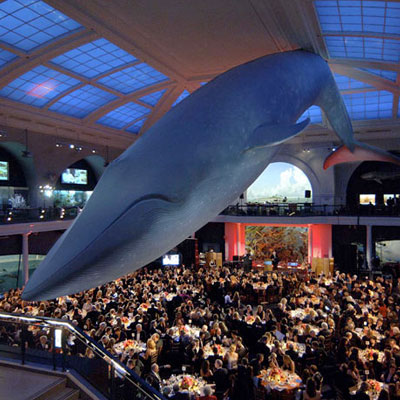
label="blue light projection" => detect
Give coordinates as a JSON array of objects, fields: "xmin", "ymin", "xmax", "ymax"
[
  {"xmin": 0, "ymin": 0, "xmax": 82, "ymax": 52},
  {"xmin": 297, "ymin": 105, "xmax": 323, "ymax": 124},
  {"xmin": 342, "ymin": 90, "xmax": 393, "ymax": 120},
  {"xmin": 0, "ymin": 48, "xmax": 18, "ymax": 68},
  {"xmin": 172, "ymin": 90, "xmax": 190, "ymax": 107},
  {"xmin": 98, "ymin": 63, "xmax": 168, "ymax": 94},
  {"xmin": 50, "ymin": 38, "xmax": 137, "ymax": 79},
  {"xmin": 361, "ymin": 68, "xmax": 398, "ymax": 82},
  {"xmin": 139, "ymin": 89, "xmax": 166, "ymax": 106},
  {"xmin": 0, "ymin": 65, "xmax": 80, "ymax": 107},
  {"xmin": 126, "ymin": 117, "xmax": 146, "ymax": 134},
  {"xmin": 334, "ymin": 72, "xmax": 372, "ymax": 90},
  {"xmin": 325, "ymin": 36, "xmax": 400, "ymax": 62},
  {"xmin": 316, "ymin": 1, "xmax": 400, "ymax": 35},
  {"xmin": 97, "ymin": 102, "xmax": 150, "ymax": 129},
  {"xmin": 49, "ymin": 84, "xmax": 117, "ymax": 118}
]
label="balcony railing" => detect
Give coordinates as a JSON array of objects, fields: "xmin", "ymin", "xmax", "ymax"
[
  {"xmin": 220, "ymin": 203, "xmax": 400, "ymax": 217},
  {"xmin": 0, "ymin": 206, "xmax": 79, "ymax": 224},
  {"xmin": 0, "ymin": 311, "xmax": 165, "ymax": 400},
  {"xmin": 0, "ymin": 203, "xmax": 400, "ymax": 226}
]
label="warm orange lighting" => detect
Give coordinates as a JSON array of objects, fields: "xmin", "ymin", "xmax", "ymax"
[{"xmin": 27, "ymin": 80, "xmax": 55, "ymax": 98}]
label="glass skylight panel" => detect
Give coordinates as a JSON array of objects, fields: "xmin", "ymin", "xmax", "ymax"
[
  {"xmin": 297, "ymin": 105, "xmax": 323, "ymax": 124},
  {"xmin": 98, "ymin": 63, "xmax": 168, "ymax": 95},
  {"xmin": 0, "ymin": 0, "xmax": 82, "ymax": 52},
  {"xmin": 172, "ymin": 90, "xmax": 190, "ymax": 107},
  {"xmin": 97, "ymin": 102, "xmax": 150, "ymax": 129},
  {"xmin": 315, "ymin": 1, "xmax": 400, "ymax": 35},
  {"xmin": 0, "ymin": 48, "xmax": 18, "ymax": 68},
  {"xmin": 50, "ymin": 38, "xmax": 137, "ymax": 79},
  {"xmin": 361, "ymin": 68, "xmax": 397, "ymax": 82},
  {"xmin": 49, "ymin": 84, "xmax": 117, "ymax": 118},
  {"xmin": 0, "ymin": 65, "xmax": 80, "ymax": 107},
  {"xmin": 342, "ymin": 90, "xmax": 393, "ymax": 120},
  {"xmin": 325, "ymin": 36, "xmax": 400, "ymax": 62},
  {"xmin": 138, "ymin": 89, "xmax": 166, "ymax": 106},
  {"xmin": 126, "ymin": 117, "xmax": 146, "ymax": 134},
  {"xmin": 334, "ymin": 73, "xmax": 372, "ymax": 90}
]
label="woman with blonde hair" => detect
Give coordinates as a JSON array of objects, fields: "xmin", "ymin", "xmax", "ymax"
[{"xmin": 224, "ymin": 344, "xmax": 239, "ymax": 370}]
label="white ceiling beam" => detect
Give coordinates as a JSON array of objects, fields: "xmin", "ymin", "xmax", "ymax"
[
  {"xmin": 0, "ymin": 98, "xmax": 136, "ymax": 149},
  {"xmin": 330, "ymin": 63, "xmax": 400, "ymax": 94},
  {"xmin": 0, "ymin": 30, "xmax": 99, "ymax": 88},
  {"xmin": 83, "ymin": 80, "xmax": 174, "ymax": 124},
  {"xmin": 45, "ymin": 0, "xmax": 189, "ymax": 83},
  {"xmin": 323, "ymin": 31, "xmax": 400, "ymax": 41},
  {"xmin": 138, "ymin": 86, "xmax": 184, "ymax": 136},
  {"xmin": 330, "ymin": 58, "xmax": 400, "ymax": 72}
]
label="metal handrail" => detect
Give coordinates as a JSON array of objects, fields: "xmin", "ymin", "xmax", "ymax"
[
  {"xmin": 0, "ymin": 311, "xmax": 165, "ymax": 400},
  {"xmin": 221, "ymin": 203, "xmax": 400, "ymax": 217}
]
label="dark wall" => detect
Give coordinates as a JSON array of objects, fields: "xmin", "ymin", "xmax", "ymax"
[
  {"xmin": 0, "ymin": 230, "xmax": 63, "ymax": 255},
  {"xmin": 0, "ymin": 146, "xmax": 27, "ymax": 188},
  {"xmin": 332, "ymin": 225, "xmax": 365, "ymax": 272},
  {"xmin": 347, "ymin": 160, "xmax": 400, "ymax": 209},
  {"xmin": 195, "ymin": 222, "xmax": 225, "ymax": 257}
]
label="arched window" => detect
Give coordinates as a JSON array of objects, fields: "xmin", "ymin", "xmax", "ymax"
[{"xmin": 246, "ymin": 162, "xmax": 312, "ymax": 203}]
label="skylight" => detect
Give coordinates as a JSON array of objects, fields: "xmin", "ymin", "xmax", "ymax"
[
  {"xmin": 324, "ymin": 36, "xmax": 400, "ymax": 62},
  {"xmin": 0, "ymin": 48, "xmax": 18, "ymax": 68},
  {"xmin": 172, "ymin": 90, "xmax": 190, "ymax": 107},
  {"xmin": 297, "ymin": 105, "xmax": 323, "ymax": 124},
  {"xmin": 334, "ymin": 72, "xmax": 372, "ymax": 90},
  {"xmin": 49, "ymin": 84, "xmax": 117, "ymax": 118},
  {"xmin": 316, "ymin": 1, "xmax": 400, "ymax": 35},
  {"xmin": 0, "ymin": 65, "xmax": 81, "ymax": 107},
  {"xmin": 97, "ymin": 102, "xmax": 150, "ymax": 129},
  {"xmin": 50, "ymin": 38, "xmax": 137, "ymax": 79},
  {"xmin": 0, "ymin": 0, "xmax": 82, "ymax": 52},
  {"xmin": 342, "ymin": 90, "xmax": 393, "ymax": 120},
  {"xmin": 98, "ymin": 63, "xmax": 168, "ymax": 95},
  {"xmin": 139, "ymin": 89, "xmax": 166, "ymax": 106},
  {"xmin": 360, "ymin": 68, "xmax": 398, "ymax": 82},
  {"xmin": 126, "ymin": 117, "xmax": 146, "ymax": 134}
]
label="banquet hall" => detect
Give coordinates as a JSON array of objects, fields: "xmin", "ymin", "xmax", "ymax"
[{"xmin": 1, "ymin": 1, "xmax": 400, "ymax": 400}]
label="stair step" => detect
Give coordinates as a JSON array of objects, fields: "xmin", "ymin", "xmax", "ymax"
[
  {"xmin": 46, "ymin": 387, "xmax": 80, "ymax": 400},
  {"xmin": 28, "ymin": 377, "xmax": 67, "ymax": 400}
]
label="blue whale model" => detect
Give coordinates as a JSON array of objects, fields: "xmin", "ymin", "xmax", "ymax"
[{"xmin": 22, "ymin": 50, "xmax": 400, "ymax": 300}]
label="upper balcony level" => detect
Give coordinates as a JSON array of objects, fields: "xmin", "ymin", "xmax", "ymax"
[{"xmin": 1, "ymin": 203, "xmax": 400, "ymax": 238}]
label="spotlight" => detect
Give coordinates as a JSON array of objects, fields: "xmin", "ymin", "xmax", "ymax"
[
  {"xmin": 7, "ymin": 217, "xmax": 11, "ymax": 222},
  {"xmin": 56, "ymin": 143, "xmax": 62, "ymax": 148},
  {"xmin": 75, "ymin": 146, "xmax": 83, "ymax": 151},
  {"xmin": 39, "ymin": 215, "xmax": 44, "ymax": 219},
  {"xmin": 92, "ymin": 149, "xmax": 96, "ymax": 154},
  {"xmin": 332, "ymin": 147, "xmax": 336, "ymax": 152},
  {"xmin": 69, "ymin": 144, "xmax": 75, "ymax": 149}
]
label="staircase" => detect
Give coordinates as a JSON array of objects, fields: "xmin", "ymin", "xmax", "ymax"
[
  {"xmin": 0, "ymin": 360, "xmax": 103, "ymax": 400},
  {"xmin": 28, "ymin": 377, "xmax": 80, "ymax": 400}
]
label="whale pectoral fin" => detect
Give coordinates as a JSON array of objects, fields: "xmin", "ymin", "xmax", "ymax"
[
  {"xmin": 324, "ymin": 140, "xmax": 400, "ymax": 169},
  {"xmin": 245, "ymin": 118, "xmax": 310, "ymax": 152}
]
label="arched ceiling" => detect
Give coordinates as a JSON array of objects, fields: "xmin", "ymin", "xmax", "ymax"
[{"xmin": 0, "ymin": 0, "xmax": 400, "ymax": 149}]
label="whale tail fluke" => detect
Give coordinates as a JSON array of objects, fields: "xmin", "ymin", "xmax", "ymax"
[{"xmin": 323, "ymin": 140, "xmax": 400, "ymax": 170}]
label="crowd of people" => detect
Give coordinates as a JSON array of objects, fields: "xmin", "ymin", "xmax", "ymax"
[{"xmin": 1, "ymin": 263, "xmax": 400, "ymax": 399}]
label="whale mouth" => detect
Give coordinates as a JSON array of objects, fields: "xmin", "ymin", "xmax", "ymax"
[{"xmin": 22, "ymin": 193, "xmax": 178, "ymax": 300}]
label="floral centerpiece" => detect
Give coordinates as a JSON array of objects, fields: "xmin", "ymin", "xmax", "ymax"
[
  {"xmin": 139, "ymin": 303, "xmax": 150, "ymax": 311},
  {"xmin": 366, "ymin": 379, "xmax": 382, "ymax": 398},
  {"xmin": 267, "ymin": 368, "xmax": 286, "ymax": 384},
  {"xmin": 180, "ymin": 376, "xmax": 195, "ymax": 390},
  {"xmin": 245, "ymin": 315, "xmax": 256, "ymax": 325},
  {"xmin": 123, "ymin": 339, "xmax": 135, "ymax": 350}
]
